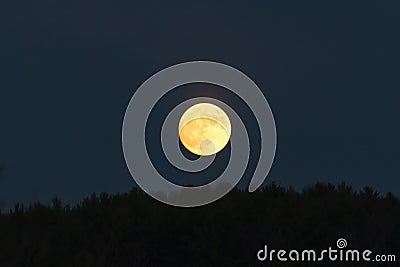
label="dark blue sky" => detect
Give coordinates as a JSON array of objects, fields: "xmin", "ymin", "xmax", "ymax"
[{"xmin": 1, "ymin": 0, "xmax": 399, "ymax": 208}]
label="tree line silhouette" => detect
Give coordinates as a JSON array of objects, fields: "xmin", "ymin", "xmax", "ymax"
[{"xmin": 0, "ymin": 182, "xmax": 399, "ymax": 266}]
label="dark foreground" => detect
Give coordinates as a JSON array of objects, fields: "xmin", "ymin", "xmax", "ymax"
[{"xmin": 0, "ymin": 183, "xmax": 399, "ymax": 267}]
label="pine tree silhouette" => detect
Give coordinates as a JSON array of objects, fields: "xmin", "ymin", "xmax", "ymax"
[{"xmin": 0, "ymin": 183, "xmax": 399, "ymax": 266}]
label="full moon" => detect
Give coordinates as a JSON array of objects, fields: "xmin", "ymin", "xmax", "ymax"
[{"xmin": 179, "ymin": 103, "xmax": 231, "ymax": 156}]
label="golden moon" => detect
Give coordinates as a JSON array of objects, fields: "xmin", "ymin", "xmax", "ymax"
[{"xmin": 179, "ymin": 103, "xmax": 231, "ymax": 156}]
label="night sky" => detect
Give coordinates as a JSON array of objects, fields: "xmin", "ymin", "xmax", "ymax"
[{"xmin": 1, "ymin": 0, "xmax": 399, "ymax": 209}]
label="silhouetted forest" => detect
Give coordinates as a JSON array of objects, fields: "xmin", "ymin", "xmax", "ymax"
[{"xmin": 0, "ymin": 182, "xmax": 399, "ymax": 267}]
